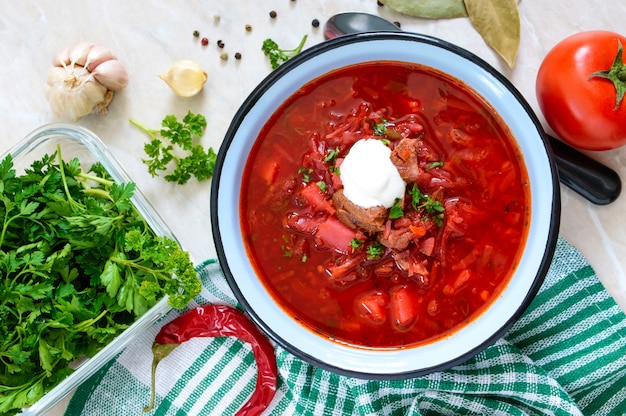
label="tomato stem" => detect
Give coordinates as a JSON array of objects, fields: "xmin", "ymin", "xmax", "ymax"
[{"xmin": 588, "ymin": 39, "xmax": 626, "ymax": 111}]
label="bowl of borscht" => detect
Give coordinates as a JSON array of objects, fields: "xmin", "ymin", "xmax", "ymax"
[{"xmin": 211, "ymin": 32, "xmax": 560, "ymax": 379}]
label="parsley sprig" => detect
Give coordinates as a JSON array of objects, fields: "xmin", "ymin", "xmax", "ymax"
[
  {"xmin": 388, "ymin": 198, "xmax": 404, "ymax": 219},
  {"xmin": 262, "ymin": 35, "xmax": 308, "ymax": 70},
  {"xmin": 349, "ymin": 239, "xmax": 384, "ymax": 260},
  {"xmin": 366, "ymin": 242, "xmax": 385, "ymax": 260},
  {"xmin": 371, "ymin": 119, "xmax": 402, "ymax": 141},
  {"xmin": 409, "ymin": 184, "xmax": 445, "ymax": 226},
  {"xmin": 130, "ymin": 111, "xmax": 217, "ymax": 184},
  {"xmin": 0, "ymin": 147, "xmax": 200, "ymax": 413}
]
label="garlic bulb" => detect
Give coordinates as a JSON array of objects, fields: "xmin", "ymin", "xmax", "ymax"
[
  {"xmin": 159, "ymin": 60, "xmax": 207, "ymax": 97},
  {"xmin": 46, "ymin": 42, "xmax": 129, "ymax": 121}
]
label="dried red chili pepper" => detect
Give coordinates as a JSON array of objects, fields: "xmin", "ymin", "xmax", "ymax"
[{"xmin": 143, "ymin": 304, "xmax": 278, "ymax": 415}]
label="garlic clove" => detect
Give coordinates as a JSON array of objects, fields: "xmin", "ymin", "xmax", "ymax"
[
  {"xmin": 53, "ymin": 47, "xmax": 71, "ymax": 67},
  {"xmin": 85, "ymin": 45, "xmax": 116, "ymax": 72},
  {"xmin": 92, "ymin": 90, "xmax": 115, "ymax": 115},
  {"xmin": 68, "ymin": 42, "xmax": 94, "ymax": 67},
  {"xmin": 159, "ymin": 60, "xmax": 208, "ymax": 97},
  {"xmin": 92, "ymin": 59, "xmax": 129, "ymax": 91}
]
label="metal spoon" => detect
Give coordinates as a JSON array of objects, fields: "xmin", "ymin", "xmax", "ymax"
[{"xmin": 323, "ymin": 12, "xmax": 622, "ymax": 205}]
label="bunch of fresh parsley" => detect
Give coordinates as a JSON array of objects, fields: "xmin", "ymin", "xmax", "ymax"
[
  {"xmin": 130, "ymin": 111, "xmax": 217, "ymax": 185},
  {"xmin": 0, "ymin": 147, "xmax": 200, "ymax": 414}
]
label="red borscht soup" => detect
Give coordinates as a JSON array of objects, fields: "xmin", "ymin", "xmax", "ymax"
[{"xmin": 241, "ymin": 61, "xmax": 530, "ymax": 349}]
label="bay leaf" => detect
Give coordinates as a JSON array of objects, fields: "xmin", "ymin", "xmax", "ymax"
[
  {"xmin": 463, "ymin": 0, "xmax": 520, "ymax": 68},
  {"xmin": 380, "ymin": 0, "xmax": 468, "ymax": 19}
]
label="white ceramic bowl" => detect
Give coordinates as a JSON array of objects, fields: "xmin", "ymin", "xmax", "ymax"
[{"xmin": 211, "ymin": 32, "xmax": 560, "ymax": 379}]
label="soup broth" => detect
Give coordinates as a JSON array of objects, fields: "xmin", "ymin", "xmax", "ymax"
[{"xmin": 241, "ymin": 61, "xmax": 530, "ymax": 349}]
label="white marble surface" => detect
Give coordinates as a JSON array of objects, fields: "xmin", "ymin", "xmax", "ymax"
[{"xmin": 1, "ymin": 1, "xmax": 625, "ymax": 414}]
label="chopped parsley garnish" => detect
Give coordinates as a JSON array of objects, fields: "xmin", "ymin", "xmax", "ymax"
[
  {"xmin": 350, "ymin": 238, "xmax": 365, "ymax": 253},
  {"xmin": 350, "ymin": 238, "xmax": 364, "ymax": 252},
  {"xmin": 409, "ymin": 184, "xmax": 445, "ymax": 226},
  {"xmin": 281, "ymin": 234, "xmax": 292, "ymax": 257},
  {"xmin": 324, "ymin": 147, "xmax": 340, "ymax": 163},
  {"xmin": 298, "ymin": 167, "xmax": 313, "ymax": 183},
  {"xmin": 366, "ymin": 242, "xmax": 385, "ymax": 260},
  {"xmin": 372, "ymin": 119, "xmax": 404, "ymax": 140},
  {"xmin": 388, "ymin": 199, "xmax": 404, "ymax": 219},
  {"xmin": 324, "ymin": 147, "xmax": 340, "ymax": 174},
  {"xmin": 373, "ymin": 120, "xmax": 388, "ymax": 136},
  {"xmin": 426, "ymin": 161, "xmax": 445, "ymax": 170}
]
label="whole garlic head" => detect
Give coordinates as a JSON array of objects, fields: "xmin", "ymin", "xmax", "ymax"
[{"xmin": 46, "ymin": 42, "xmax": 129, "ymax": 121}]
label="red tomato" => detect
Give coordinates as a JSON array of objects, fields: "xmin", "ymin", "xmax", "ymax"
[{"xmin": 536, "ymin": 31, "xmax": 626, "ymax": 150}]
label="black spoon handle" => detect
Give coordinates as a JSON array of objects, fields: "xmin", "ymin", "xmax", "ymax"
[{"xmin": 548, "ymin": 135, "xmax": 621, "ymax": 205}]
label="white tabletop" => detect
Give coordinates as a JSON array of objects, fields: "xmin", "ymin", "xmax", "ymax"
[{"xmin": 1, "ymin": 1, "xmax": 625, "ymax": 414}]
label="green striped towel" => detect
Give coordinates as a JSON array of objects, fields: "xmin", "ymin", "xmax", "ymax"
[{"xmin": 65, "ymin": 237, "xmax": 626, "ymax": 415}]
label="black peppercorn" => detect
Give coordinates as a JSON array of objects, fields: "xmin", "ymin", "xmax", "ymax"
[
  {"xmin": 269, "ymin": 10, "xmax": 277, "ymax": 18},
  {"xmin": 312, "ymin": 18, "xmax": 320, "ymax": 28},
  {"xmin": 235, "ymin": 52, "xmax": 242, "ymax": 59},
  {"xmin": 193, "ymin": 30, "xmax": 200, "ymax": 37}
]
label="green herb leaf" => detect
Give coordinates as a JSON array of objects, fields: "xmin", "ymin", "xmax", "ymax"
[
  {"xmin": 101, "ymin": 258, "xmax": 123, "ymax": 298},
  {"xmin": 409, "ymin": 183, "xmax": 445, "ymax": 226},
  {"xmin": 350, "ymin": 238, "xmax": 364, "ymax": 252},
  {"xmin": 131, "ymin": 111, "xmax": 216, "ymax": 184},
  {"xmin": 262, "ymin": 35, "xmax": 308, "ymax": 70},
  {"xmin": 324, "ymin": 147, "xmax": 340, "ymax": 164},
  {"xmin": 388, "ymin": 199, "xmax": 404, "ymax": 219},
  {"xmin": 298, "ymin": 167, "xmax": 313, "ymax": 183},
  {"xmin": 464, "ymin": 0, "xmax": 520, "ymax": 68},
  {"xmin": 373, "ymin": 120, "xmax": 388, "ymax": 136},
  {"xmin": 366, "ymin": 242, "xmax": 385, "ymax": 260},
  {"xmin": 426, "ymin": 161, "xmax": 445, "ymax": 170},
  {"xmin": 38, "ymin": 339, "xmax": 54, "ymax": 374}
]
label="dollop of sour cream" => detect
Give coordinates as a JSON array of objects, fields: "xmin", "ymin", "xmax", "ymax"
[{"xmin": 340, "ymin": 139, "xmax": 406, "ymax": 208}]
